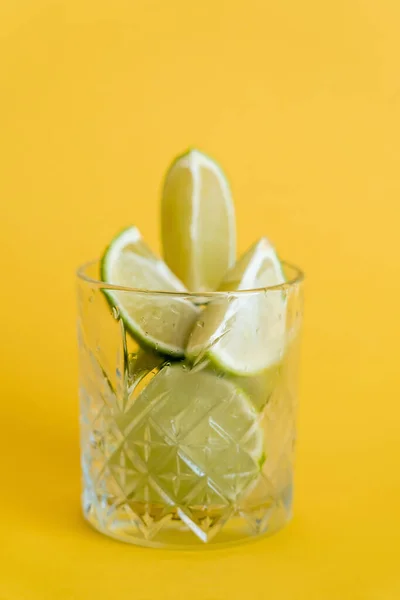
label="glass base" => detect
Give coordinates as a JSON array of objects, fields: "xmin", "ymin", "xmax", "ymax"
[{"xmin": 82, "ymin": 490, "xmax": 292, "ymax": 549}]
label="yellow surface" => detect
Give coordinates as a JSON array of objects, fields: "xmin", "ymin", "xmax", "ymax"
[{"xmin": 1, "ymin": 0, "xmax": 400, "ymax": 598}]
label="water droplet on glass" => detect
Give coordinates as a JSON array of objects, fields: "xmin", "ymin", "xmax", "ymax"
[
  {"xmin": 198, "ymin": 321, "xmax": 204, "ymax": 328},
  {"xmin": 112, "ymin": 307, "xmax": 120, "ymax": 320}
]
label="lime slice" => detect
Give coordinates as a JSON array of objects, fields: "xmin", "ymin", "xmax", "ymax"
[
  {"xmin": 101, "ymin": 226, "xmax": 198, "ymax": 357},
  {"xmin": 186, "ymin": 238, "xmax": 286, "ymax": 375},
  {"xmin": 161, "ymin": 149, "xmax": 236, "ymax": 292},
  {"xmin": 116, "ymin": 363, "xmax": 264, "ymax": 503}
]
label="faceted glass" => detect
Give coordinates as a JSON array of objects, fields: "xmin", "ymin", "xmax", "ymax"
[{"xmin": 77, "ymin": 260, "xmax": 303, "ymax": 548}]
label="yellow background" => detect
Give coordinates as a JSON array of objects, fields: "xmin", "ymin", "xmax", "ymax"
[{"xmin": 1, "ymin": 1, "xmax": 400, "ymax": 598}]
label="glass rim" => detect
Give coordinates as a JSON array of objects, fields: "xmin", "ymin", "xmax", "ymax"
[{"xmin": 76, "ymin": 258, "xmax": 304, "ymax": 297}]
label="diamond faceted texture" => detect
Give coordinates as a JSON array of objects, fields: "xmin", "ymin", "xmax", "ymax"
[{"xmin": 77, "ymin": 281, "xmax": 301, "ymax": 548}]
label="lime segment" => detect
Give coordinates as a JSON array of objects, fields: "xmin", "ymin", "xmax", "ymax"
[
  {"xmin": 101, "ymin": 226, "xmax": 198, "ymax": 357},
  {"xmin": 161, "ymin": 149, "xmax": 236, "ymax": 292},
  {"xmin": 186, "ymin": 238, "xmax": 287, "ymax": 375},
  {"xmin": 118, "ymin": 364, "xmax": 264, "ymax": 503}
]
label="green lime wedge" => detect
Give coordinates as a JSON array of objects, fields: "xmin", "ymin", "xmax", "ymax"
[
  {"xmin": 101, "ymin": 226, "xmax": 198, "ymax": 357},
  {"xmin": 186, "ymin": 238, "xmax": 286, "ymax": 375},
  {"xmin": 161, "ymin": 149, "xmax": 236, "ymax": 292},
  {"xmin": 115, "ymin": 363, "xmax": 264, "ymax": 504}
]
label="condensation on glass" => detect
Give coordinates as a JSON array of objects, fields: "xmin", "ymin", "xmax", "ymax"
[{"xmin": 77, "ymin": 260, "xmax": 304, "ymax": 549}]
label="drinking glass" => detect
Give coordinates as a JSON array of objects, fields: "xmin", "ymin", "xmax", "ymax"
[{"xmin": 77, "ymin": 259, "xmax": 303, "ymax": 548}]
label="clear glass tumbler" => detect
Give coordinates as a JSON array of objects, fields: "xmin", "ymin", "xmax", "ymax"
[{"xmin": 77, "ymin": 260, "xmax": 303, "ymax": 548}]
